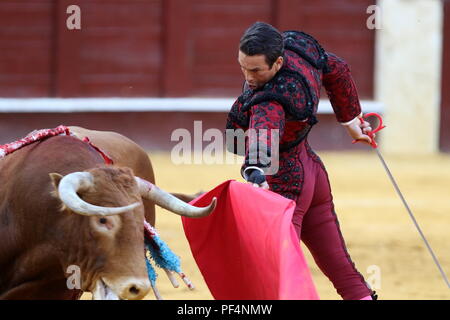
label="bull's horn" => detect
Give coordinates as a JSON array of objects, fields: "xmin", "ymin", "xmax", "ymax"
[
  {"xmin": 135, "ymin": 177, "xmax": 216, "ymax": 218},
  {"xmin": 58, "ymin": 172, "xmax": 141, "ymax": 216}
]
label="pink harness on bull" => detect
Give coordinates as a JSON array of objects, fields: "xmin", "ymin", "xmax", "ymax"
[
  {"xmin": 0, "ymin": 125, "xmax": 71, "ymax": 159},
  {"xmin": 0, "ymin": 125, "xmax": 193, "ymax": 300}
]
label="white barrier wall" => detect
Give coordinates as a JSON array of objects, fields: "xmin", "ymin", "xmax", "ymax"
[{"xmin": 376, "ymin": 0, "xmax": 443, "ymax": 153}]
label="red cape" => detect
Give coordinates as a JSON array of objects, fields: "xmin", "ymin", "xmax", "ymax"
[{"xmin": 182, "ymin": 180, "xmax": 319, "ymax": 300}]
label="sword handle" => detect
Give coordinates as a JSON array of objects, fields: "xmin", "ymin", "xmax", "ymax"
[{"xmin": 352, "ymin": 112, "xmax": 386, "ymax": 148}]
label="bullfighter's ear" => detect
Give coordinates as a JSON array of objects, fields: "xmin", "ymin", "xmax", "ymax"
[{"xmin": 49, "ymin": 173, "xmax": 64, "ymax": 190}]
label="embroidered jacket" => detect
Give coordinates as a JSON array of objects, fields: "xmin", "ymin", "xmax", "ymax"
[{"xmin": 226, "ymin": 31, "xmax": 362, "ymax": 199}]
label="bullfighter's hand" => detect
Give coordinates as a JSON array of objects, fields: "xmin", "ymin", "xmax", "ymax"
[
  {"xmin": 246, "ymin": 169, "xmax": 270, "ymax": 190},
  {"xmin": 343, "ymin": 115, "xmax": 374, "ymax": 146}
]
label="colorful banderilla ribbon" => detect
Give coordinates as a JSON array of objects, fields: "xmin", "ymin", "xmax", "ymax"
[{"xmin": 143, "ymin": 220, "xmax": 195, "ymax": 300}]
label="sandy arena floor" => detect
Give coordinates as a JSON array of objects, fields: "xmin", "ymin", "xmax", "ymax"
[{"xmin": 83, "ymin": 151, "xmax": 450, "ymax": 300}]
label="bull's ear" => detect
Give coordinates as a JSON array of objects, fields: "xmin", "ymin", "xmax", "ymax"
[{"xmin": 49, "ymin": 173, "xmax": 64, "ymax": 190}]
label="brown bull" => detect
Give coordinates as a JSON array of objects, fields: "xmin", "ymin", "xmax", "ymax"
[
  {"xmin": 68, "ymin": 126, "xmax": 201, "ymax": 216},
  {"xmin": 0, "ymin": 129, "xmax": 215, "ymax": 300}
]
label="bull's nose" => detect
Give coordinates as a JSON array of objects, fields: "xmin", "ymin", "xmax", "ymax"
[{"xmin": 119, "ymin": 278, "xmax": 151, "ymax": 300}]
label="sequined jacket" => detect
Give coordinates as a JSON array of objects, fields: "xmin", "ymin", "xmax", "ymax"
[{"xmin": 226, "ymin": 31, "xmax": 362, "ymax": 200}]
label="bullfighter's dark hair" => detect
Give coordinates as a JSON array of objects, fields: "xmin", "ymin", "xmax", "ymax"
[{"xmin": 239, "ymin": 22, "xmax": 284, "ymax": 67}]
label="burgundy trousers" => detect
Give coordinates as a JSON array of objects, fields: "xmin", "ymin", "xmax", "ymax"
[{"xmin": 290, "ymin": 141, "xmax": 372, "ymax": 300}]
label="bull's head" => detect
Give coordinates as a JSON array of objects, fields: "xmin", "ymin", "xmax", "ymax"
[{"xmin": 49, "ymin": 166, "xmax": 216, "ymax": 300}]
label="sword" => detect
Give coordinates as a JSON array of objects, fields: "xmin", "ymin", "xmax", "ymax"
[{"xmin": 355, "ymin": 113, "xmax": 450, "ymax": 289}]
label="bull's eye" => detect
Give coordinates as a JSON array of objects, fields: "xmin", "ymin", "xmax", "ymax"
[{"xmin": 92, "ymin": 216, "xmax": 118, "ymax": 233}]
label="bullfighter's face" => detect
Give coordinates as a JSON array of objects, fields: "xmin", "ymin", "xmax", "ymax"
[{"xmin": 238, "ymin": 50, "xmax": 283, "ymax": 90}]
